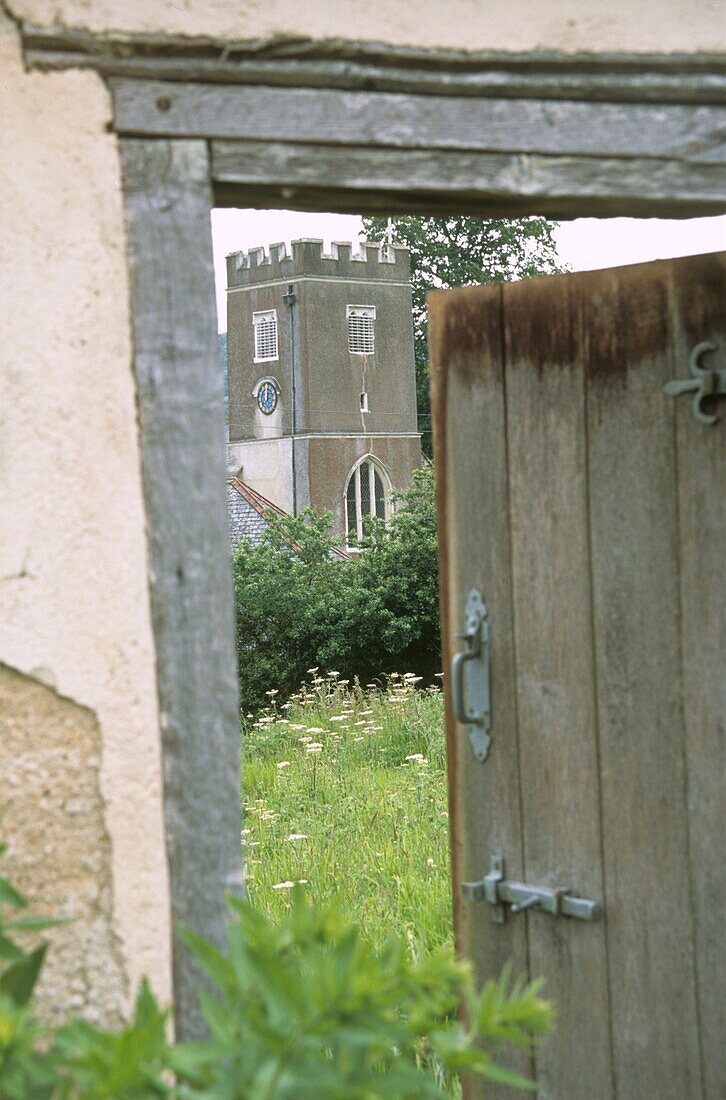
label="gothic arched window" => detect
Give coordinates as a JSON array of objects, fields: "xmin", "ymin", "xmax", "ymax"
[{"xmin": 345, "ymin": 457, "xmax": 391, "ymax": 546}]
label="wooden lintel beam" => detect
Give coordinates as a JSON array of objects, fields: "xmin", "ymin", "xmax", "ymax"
[{"xmin": 111, "ymin": 80, "xmax": 726, "ymax": 166}]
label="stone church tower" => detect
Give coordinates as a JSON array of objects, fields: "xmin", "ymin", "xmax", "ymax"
[{"xmin": 226, "ymin": 239, "xmax": 421, "ymax": 543}]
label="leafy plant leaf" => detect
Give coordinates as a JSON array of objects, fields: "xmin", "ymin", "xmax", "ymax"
[{"xmin": 0, "ymin": 945, "xmax": 47, "ymax": 1006}]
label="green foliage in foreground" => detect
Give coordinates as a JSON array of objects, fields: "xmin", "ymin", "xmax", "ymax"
[
  {"xmin": 174, "ymin": 896, "xmax": 551, "ymax": 1098},
  {"xmin": 243, "ymin": 674, "xmax": 452, "ymax": 957},
  {"xmin": 233, "ymin": 468, "xmax": 440, "ymax": 714},
  {"xmin": 0, "ymin": 848, "xmax": 552, "ymax": 1098}
]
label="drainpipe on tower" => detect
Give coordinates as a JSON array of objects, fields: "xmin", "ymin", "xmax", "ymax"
[{"xmin": 282, "ymin": 284, "xmax": 298, "ymax": 516}]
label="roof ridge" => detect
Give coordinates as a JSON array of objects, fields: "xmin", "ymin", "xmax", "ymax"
[
  {"xmin": 228, "ymin": 476, "xmax": 287, "ymax": 518},
  {"xmin": 227, "ymin": 477, "xmax": 350, "ymax": 560}
]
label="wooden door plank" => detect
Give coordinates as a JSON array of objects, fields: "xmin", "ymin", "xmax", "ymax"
[
  {"xmin": 430, "ymin": 285, "xmax": 531, "ymax": 1098},
  {"xmin": 669, "ymin": 252, "xmax": 726, "ymax": 1099},
  {"xmin": 120, "ymin": 139, "xmax": 242, "ymax": 1039},
  {"xmin": 502, "ymin": 273, "xmax": 613, "ymax": 1097},
  {"xmin": 111, "ymin": 80, "xmax": 726, "ymax": 164},
  {"xmin": 583, "ymin": 260, "xmax": 702, "ymax": 1098}
]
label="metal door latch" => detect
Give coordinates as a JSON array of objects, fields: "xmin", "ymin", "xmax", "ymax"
[
  {"xmin": 664, "ymin": 340, "xmax": 725, "ymax": 425},
  {"xmin": 462, "ymin": 855, "xmax": 601, "ymax": 924},
  {"xmin": 451, "ymin": 589, "xmax": 491, "ymax": 761}
]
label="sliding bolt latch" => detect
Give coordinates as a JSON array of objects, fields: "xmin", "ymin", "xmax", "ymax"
[{"xmin": 462, "ymin": 855, "xmax": 601, "ymax": 924}]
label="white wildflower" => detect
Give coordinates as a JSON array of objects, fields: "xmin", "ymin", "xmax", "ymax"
[
  {"xmin": 277, "ymin": 761, "xmax": 291, "ymax": 769},
  {"xmin": 286, "ymin": 833, "xmax": 308, "ymax": 842},
  {"xmin": 272, "ymin": 881, "xmax": 296, "ymax": 890},
  {"xmin": 306, "ymin": 743, "xmax": 323, "ymax": 754}
]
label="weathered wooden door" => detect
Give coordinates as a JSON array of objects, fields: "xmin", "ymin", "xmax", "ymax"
[{"xmin": 430, "ymin": 252, "xmax": 724, "ymax": 1100}]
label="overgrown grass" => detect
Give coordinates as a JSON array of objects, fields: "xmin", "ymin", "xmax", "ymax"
[{"xmin": 242, "ymin": 671, "xmax": 452, "ymax": 957}]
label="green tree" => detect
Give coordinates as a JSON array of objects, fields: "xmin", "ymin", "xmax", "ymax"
[
  {"xmin": 232, "ymin": 468, "xmax": 440, "ymax": 713},
  {"xmin": 362, "ymin": 216, "xmax": 563, "ymax": 454}
]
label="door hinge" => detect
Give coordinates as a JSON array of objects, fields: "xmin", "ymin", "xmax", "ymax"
[
  {"xmin": 664, "ymin": 340, "xmax": 725, "ymax": 425},
  {"xmin": 462, "ymin": 855, "xmax": 602, "ymax": 924},
  {"xmin": 451, "ymin": 589, "xmax": 492, "ymax": 761}
]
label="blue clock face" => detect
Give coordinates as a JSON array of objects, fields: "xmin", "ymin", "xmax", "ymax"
[{"xmin": 257, "ymin": 381, "xmax": 278, "ymax": 415}]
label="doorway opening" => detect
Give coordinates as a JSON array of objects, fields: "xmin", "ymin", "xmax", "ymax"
[{"xmin": 211, "ymin": 200, "xmax": 724, "ymax": 974}]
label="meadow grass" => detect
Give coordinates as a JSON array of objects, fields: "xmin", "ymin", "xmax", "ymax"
[{"xmin": 242, "ymin": 671, "xmax": 453, "ymax": 958}]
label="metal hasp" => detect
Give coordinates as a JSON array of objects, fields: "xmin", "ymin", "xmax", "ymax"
[
  {"xmin": 462, "ymin": 855, "xmax": 602, "ymax": 925},
  {"xmin": 664, "ymin": 340, "xmax": 726, "ymax": 425},
  {"xmin": 451, "ymin": 589, "xmax": 491, "ymax": 761}
]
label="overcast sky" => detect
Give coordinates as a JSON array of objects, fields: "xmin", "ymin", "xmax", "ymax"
[{"xmin": 211, "ymin": 209, "xmax": 726, "ymax": 332}]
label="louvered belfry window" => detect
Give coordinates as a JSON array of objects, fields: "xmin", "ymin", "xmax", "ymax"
[
  {"xmin": 347, "ymin": 305, "xmax": 376, "ymax": 355},
  {"xmin": 253, "ymin": 310, "xmax": 278, "ymax": 362}
]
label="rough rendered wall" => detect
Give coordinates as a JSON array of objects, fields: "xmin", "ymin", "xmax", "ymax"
[
  {"xmin": 5, "ymin": 0, "xmax": 725, "ymax": 54},
  {"xmin": 0, "ymin": 667, "xmax": 127, "ymax": 1025},
  {"xmin": 0, "ymin": 12, "xmax": 172, "ymax": 1020}
]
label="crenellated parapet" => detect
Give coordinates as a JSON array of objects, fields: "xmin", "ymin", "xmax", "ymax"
[{"xmin": 226, "ymin": 238, "xmax": 410, "ymax": 287}]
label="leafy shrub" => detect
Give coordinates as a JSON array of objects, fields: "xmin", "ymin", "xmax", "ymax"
[
  {"xmin": 0, "ymin": 849, "xmax": 552, "ymax": 1098},
  {"xmin": 233, "ymin": 468, "xmax": 440, "ymax": 714}
]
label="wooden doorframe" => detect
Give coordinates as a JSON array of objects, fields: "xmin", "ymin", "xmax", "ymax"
[{"xmin": 22, "ymin": 27, "xmax": 724, "ymax": 1036}]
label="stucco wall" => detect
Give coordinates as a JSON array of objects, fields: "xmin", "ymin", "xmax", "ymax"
[
  {"xmin": 302, "ymin": 278, "xmax": 417, "ymax": 436},
  {"xmin": 227, "ymin": 438, "xmax": 295, "ymax": 512},
  {"xmin": 0, "ymin": 11, "xmax": 172, "ymax": 1018},
  {"xmin": 5, "ymin": 0, "xmax": 725, "ymax": 54}
]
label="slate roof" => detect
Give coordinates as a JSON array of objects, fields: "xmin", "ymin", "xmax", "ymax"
[
  {"xmin": 227, "ymin": 478, "xmax": 349, "ymax": 559},
  {"xmin": 227, "ymin": 478, "xmax": 285, "ymax": 548}
]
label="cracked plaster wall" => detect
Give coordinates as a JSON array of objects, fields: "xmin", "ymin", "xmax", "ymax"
[
  {"xmin": 0, "ymin": 10, "xmax": 171, "ymax": 1019},
  {"xmin": 4, "ymin": 0, "xmax": 726, "ymax": 54},
  {"xmin": 0, "ymin": 666, "xmax": 128, "ymax": 1027}
]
